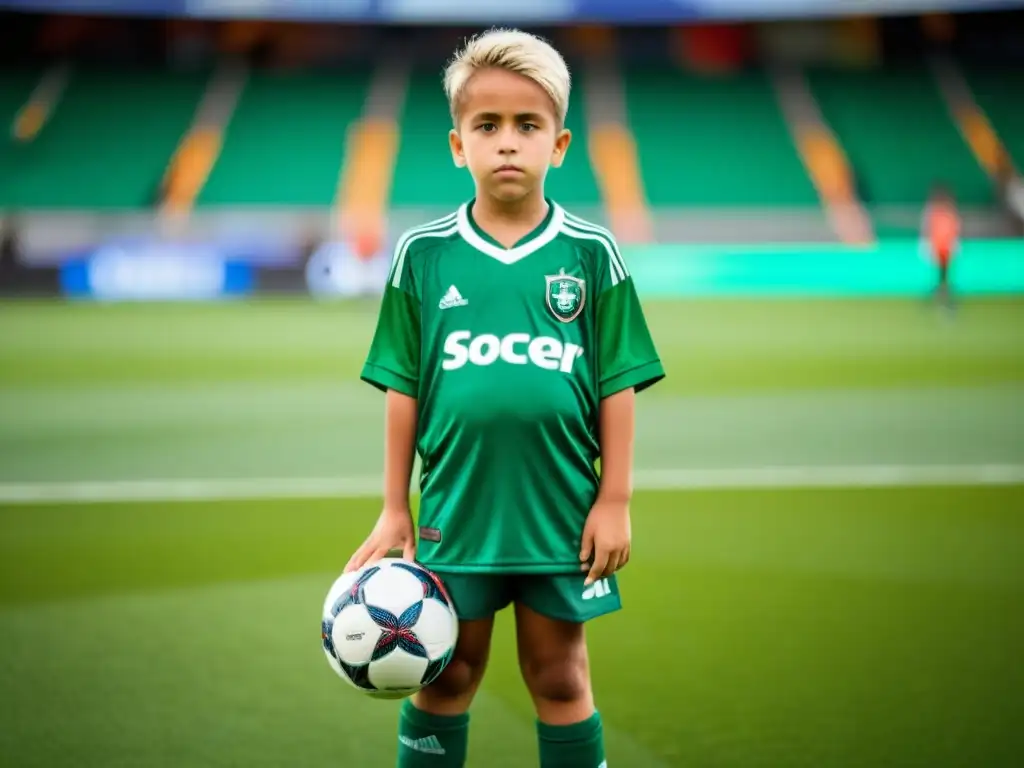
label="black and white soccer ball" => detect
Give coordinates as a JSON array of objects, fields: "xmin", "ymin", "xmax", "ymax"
[{"xmin": 321, "ymin": 558, "xmax": 458, "ymax": 699}]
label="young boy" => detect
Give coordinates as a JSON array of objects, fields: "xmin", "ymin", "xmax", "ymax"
[{"xmin": 347, "ymin": 28, "xmax": 664, "ymax": 767}]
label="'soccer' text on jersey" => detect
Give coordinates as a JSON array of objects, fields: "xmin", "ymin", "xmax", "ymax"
[{"xmin": 441, "ymin": 330, "xmax": 584, "ymax": 373}]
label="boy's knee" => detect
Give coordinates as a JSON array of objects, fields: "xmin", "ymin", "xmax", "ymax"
[
  {"xmin": 515, "ymin": 603, "xmax": 593, "ymax": 706},
  {"xmin": 416, "ymin": 617, "xmax": 493, "ymax": 713},
  {"xmin": 427, "ymin": 651, "xmax": 488, "ymax": 699},
  {"xmin": 520, "ymin": 653, "xmax": 589, "ymax": 703}
]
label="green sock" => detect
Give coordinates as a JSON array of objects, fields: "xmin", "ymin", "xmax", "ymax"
[
  {"xmin": 537, "ymin": 711, "xmax": 607, "ymax": 768},
  {"xmin": 396, "ymin": 699, "xmax": 469, "ymax": 767}
]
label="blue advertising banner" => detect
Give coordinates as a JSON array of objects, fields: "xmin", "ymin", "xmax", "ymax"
[
  {"xmin": 304, "ymin": 241, "xmax": 391, "ymax": 298},
  {"xmin": 59, "ymin": 242, "xmax": 254, "ymax": 301},
  {"xmin": 3, "ymin": 0, "xmax": 1022, "ymax": 21},
  {"xmin": 0, "ymin": 0, "xmax": 184, "ymax": 15}
]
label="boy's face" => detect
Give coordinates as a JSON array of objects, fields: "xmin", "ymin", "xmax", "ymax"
[{"xmin": 449, "ymin": 68, "xmax": 571, "ymax": 205}]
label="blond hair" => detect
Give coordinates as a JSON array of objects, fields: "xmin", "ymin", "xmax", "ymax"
[{"xmin": 444, "ymin": 28, "xmax": 571, "ymax": 126}]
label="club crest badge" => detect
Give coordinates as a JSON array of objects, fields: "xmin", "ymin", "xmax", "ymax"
[{"xmin": 545, "ymin": 269, "xmax": 586, "ymax": 323}]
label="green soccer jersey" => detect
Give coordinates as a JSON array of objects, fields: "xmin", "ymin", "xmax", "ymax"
[{"xmin": 360, "ymin": 200, "xmax": 664, "ymax": 574}]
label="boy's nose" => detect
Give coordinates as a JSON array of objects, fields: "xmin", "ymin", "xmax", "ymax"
[{"xmin": 498, "ymin": 128, "xmax": 519, "ymax": 152}]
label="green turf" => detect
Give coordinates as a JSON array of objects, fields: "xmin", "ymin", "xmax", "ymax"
[
  {"xmin": 2, "ymin": 298, "xmax": 1021, "ymax": 391},
  {"xmin": 2, "ymin": 489, "xmax": 1023, "ymax": 767},
  {"xmin": 1, "ymin": 297, "xmax": 1023, "ymax": 767},
  {"xmin": 1, "ymin": 298, "xmax": 1022, "ymax": 483}
]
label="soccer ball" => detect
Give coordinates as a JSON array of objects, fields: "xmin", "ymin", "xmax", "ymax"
[{"xmin": 321, "ymin": 558, "xmax": 458, "ymax": 700}]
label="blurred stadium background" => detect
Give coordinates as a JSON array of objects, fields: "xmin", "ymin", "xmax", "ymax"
[{"xmin": 1, "ymin": 1, "xmax": 1023, "ymax": 767}]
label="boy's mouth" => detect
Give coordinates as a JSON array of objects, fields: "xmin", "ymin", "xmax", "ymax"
[{"xmin": 494, "ymin": 165, "xmax": 524, "ymax": 175}]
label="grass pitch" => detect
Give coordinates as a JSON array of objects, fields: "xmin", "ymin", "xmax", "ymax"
[{"xmin": 1, "ymin": 297, "xmax": 1023, "ymax": 767}]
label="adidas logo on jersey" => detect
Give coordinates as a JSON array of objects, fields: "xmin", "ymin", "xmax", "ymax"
[
  {"xmin": 442, "ymin": 330, "xmax": 584, "ymax": 373},
  {"xmin": 438, "ymin": 285, "xmax": 468, "ymax": 310},
  {"xmin": 399, "ymin": 735, "xmax": 446, "ymax": 755}
]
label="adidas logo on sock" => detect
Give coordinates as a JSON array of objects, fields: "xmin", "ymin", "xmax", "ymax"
[
  {"xmin": 438, "ymin": 285, "xmax": 468, "ymax": 310},
  {"xmin": 399, "ymin": 734, "xmax": 446, "ymax": 755}
]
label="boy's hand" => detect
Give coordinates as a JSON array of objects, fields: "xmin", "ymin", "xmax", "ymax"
[
  {"xmin": 579, "ymin": 499, "xmax": 631, "ymax": 586},
  {"xmin": 344, "ymin": 507, "xmax": 416, "ymax": 573}
]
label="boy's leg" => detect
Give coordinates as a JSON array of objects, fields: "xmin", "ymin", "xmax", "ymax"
[
  {"xmin": 397, "ymin": 573, "xmax": 513, "ymax": 768},
  {"xmin": 515, "ymin": 574, "xmax": 621, "ymax": 768}
]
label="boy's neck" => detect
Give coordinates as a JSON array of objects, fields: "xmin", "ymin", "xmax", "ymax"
[{"xmin": 471, "ymin": 192, "xmax": 549, "ymax": 249}]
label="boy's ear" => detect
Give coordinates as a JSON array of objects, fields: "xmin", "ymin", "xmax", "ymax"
[
  {"xmin": 550, "ymin": 128, "xmax": 572, "ymax": 169},
  {"xmin": 449, "ymin": 129, "xmax": 467, "ymax": 168}
]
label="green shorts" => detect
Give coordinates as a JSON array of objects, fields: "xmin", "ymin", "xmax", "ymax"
[{"xmin": 434, "ymin": 571, "xmax": 622, "ymax": 624}]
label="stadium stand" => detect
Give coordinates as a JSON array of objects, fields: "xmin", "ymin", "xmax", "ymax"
[
  {"xmin": 3, "ymin": 68, "xmax": 207, "ymax": 209},
  {"xmin": 388, "ymin": 69, "xmax": 468, "ymax": 209},
  {"xmin": 198, "ymin": 68, "xmax": 371, "ymax": 207},
  {"xmin": 0, "ymin": 69, "xmax": 39, "ymax": 141},
  {"xmin": 2, "ymin": 21, "xmax": 1021, "ymax": 246},
  {"xmin": 624, "ymin": 66, "xmax": 818, "ymax": 208},
  {"xmin": 962, "ymin": 65, "xmax": 1024, "ymax": 171},
  {"xmin": 805, "ymin": 66, "xmax": 992, "ymax": 208}
]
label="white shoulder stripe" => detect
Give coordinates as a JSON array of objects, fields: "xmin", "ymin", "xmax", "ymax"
[
  {"xmin": 388, "ymin": 213, "xmax": 457, "ymax": 271},
  {"xmin": 409, "ymin": 211, "xmax": 459, "ymax": 233},
  {"xmin": 387, "ymin": 212, "xmax": 459, "ymax": 286},
  {"xmin": 563, "ymin": 212, "xmax": 618, "ymax": 245},
  {"xmin": 560, "ymin": 213, "xmax": 629, "ymax": 280},
  {"xmin": 560, "ymin": 222, "xmax": 628, "ymax": 285},
  {"xmin": 563, "ymin": 210, "xmax": 610, "ymax": 231},
  {"xmin": 562, "ymin": 213, "xmax": 628, "ymax": 278},
  {"xmin": 389, "ymin": 223, "xmax": 459, "ymax": 289},
  {"xmin": 560, "ymin": 223, "xmax": 625, "ymax": 286}
]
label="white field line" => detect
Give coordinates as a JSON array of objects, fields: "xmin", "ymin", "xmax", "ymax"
[{"xmin": 0, "ymin": 464, "xmax": 1022, "ymax": 505}]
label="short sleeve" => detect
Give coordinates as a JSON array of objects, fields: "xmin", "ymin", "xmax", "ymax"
[
  {"xmin": 360, "ymin": 238, "xmax": 420, "ymax": 397},
  {"xmin": 595, "ymin": 239, "xmax": 664, "ymax": 398}
]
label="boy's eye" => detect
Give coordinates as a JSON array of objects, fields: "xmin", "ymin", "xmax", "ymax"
[
  {"xmin": 521, "ymin": 123, "xmax": 538, "ymax": 132},
  {"xmin": 478, "ymin": 122, "xmax": 496, "ymax": 132}
]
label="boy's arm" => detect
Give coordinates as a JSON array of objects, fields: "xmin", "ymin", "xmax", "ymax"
[
  {"xmin": 383, "ymin": 389, "xmax": 418, "ymax": 514},
  {"xmin": 580, "ymin": 237, "xmax": 664, "ymax": 584},
  {"xmin": 345, "ymin": 389, "xmax": 419, "ymax": 571},
  {"xmin": 597, "ymin": 387, "xmax": 635, "ymax": 505},
  {"xmin": 364, "ymin": 243, "xmax": 421, "ymax": 509},
  {"xmin": 347, "ymin": 239, "xmax": 422, "ymax": 571},
  {"xmin": 580, "ymin": 387, "xmax": 636, "ymax": 585}
]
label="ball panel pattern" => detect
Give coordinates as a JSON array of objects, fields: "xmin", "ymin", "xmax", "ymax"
[{"xmin": 321, "ymin": 559, "xmax": 459, "ymax": 698}]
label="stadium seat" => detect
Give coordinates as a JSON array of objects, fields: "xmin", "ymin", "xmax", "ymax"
[
  {"xmin": 961, "ymin": 65, "xmax": 1024, "ymax": 172},
  {"xmin": 198, "ymin": 68, "xmax": 371, "ymax": 207},
  {"xmin": 2, "ymin": 59, "xmax": 1017, "ymax": 233},
  {"xmin": 2, "ymin": 68, "xmax": 208, "ymax": 209},
  {"xmin": 806, "ymin": 66, "xmax": 992, "ymax": 207},
  {"xmin": 0, "ymin": 69, "xmax": 42, "ymax": 152},
  {"xmin": 623, "ymin": 66, "xmax": 818, "ymax": 207}
]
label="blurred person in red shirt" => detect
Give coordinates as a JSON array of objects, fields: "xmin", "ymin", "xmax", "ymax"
[{"xmin": 920, "ymin": 182, "xmax": 960, "ymax": 312}]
